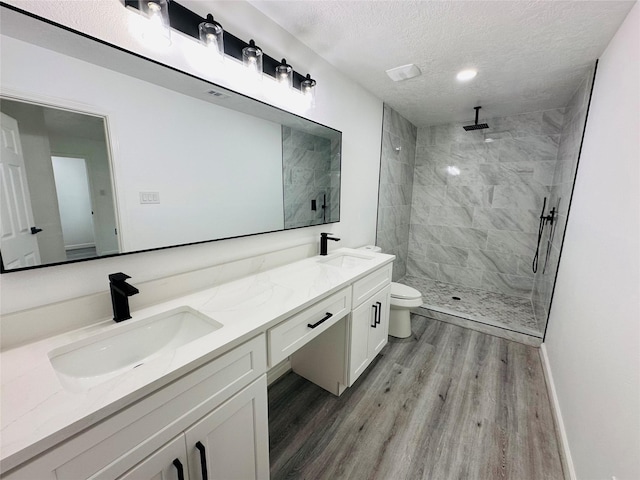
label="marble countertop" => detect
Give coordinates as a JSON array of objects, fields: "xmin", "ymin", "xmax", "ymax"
[{"xmin": 0, "ymin": 248, "xmax": 394, "ymax": 472}]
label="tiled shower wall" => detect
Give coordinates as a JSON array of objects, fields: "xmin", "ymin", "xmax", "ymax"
[
  {"xmin": 376, "ymin": 105, "xmax": 417, "ymax": 281},
  {"xmin": 283, "ymin": 126, "xmax": 340, "ymax": 229},
  {"xmin": 532, "ymin": 66, "xmax": 596, "ymax": 329},
  {"xmin": 407, "ymin": 109, "xmax": 565, "ymax": 298}
]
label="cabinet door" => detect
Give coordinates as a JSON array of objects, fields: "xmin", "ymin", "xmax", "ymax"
[
  {"xmin": 184, "ymin": 375, "xmax": 269, "ymax": 480},
  {"xmin": 119, "ymin": 435, "xmax": 189, "ymax": 480},
  {"xmin": 368, "ymin": 285, "xmax": 391, "ymax": 358},
  {"xmin": 348, "ymin": 299, "xmax": 376, "ymax": 385},
  {"xmin": 348, "ymin": 284, "xmax": 391, "ymax": 387}
]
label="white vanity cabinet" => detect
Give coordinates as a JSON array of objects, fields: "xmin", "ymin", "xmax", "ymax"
[
  {"xmin": 3, "ymin": 335, "xmax": 268, "ymax": 480},
  {"xmin": 120, "ymin": 376, "xmax": 269, "ymax": 480},
  {"xmin": 0, "ymin": 250, "xmax": 396, "ymax": 479}
]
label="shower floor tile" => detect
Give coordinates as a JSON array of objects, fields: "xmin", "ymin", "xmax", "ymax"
[{"xmin": 401, "ymin": 275, "xmax": 541, "ymax": 338}]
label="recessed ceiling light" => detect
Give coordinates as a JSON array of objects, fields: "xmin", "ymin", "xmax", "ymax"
[
  {"xmin": 456, "ymin": 69, "xmax": 477, "ymax": 81},
  {"xmin": 386, "ymin": 64, "xmax": 422, "ymax": 82}
]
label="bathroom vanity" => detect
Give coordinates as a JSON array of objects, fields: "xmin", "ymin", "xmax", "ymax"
[{"xmin": 0, "ymin": 248, "xmax": 394, "ymax": 479}]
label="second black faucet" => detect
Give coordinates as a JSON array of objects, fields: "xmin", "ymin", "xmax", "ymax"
[{"xmin": 320, "ymin": 232, "xmax": 340, "ymax": 256}]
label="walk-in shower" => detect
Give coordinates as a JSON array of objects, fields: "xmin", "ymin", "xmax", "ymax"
[{"xmin": 376, "ymin": 64, "xmax": 596, "ymax": 343}]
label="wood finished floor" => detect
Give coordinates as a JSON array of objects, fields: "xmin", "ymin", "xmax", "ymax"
[{"xmin": 268, "ymin": 314, "xmax": 564, "ymax": 480}]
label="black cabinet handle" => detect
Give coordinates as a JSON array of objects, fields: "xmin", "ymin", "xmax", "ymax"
[
  {"xmin": 30, "ymin": 227, "xmax": 43, "ymax": 235},
  {"xmin": 371, "ymin": 304, "xmax": 378, "ymax": 328},
  {"xmin": 307, "ymin": 312, "xmax": 333, "ymax": 329},
  {"xmin": 375, "ymin": 301, "xmax": 382, "ymax": 325},
  {"xmin": 172, "ymin": 459, "xmax": 185, "ymax": 480},
  {"xmin": 195, "ymin": 441, "xmax": 209, "ymax": 480}
]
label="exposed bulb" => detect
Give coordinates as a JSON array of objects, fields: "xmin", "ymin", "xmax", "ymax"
[
  {"xmin": 141, "ymin": 0, "xmax": 171, "ymax": 47},
  {"xmin": 242, "ymin": 40, "xmax": 263, "ymax": 79},
  {"xmin": 198, "ymin": 14, "xmax": 224, "ymax": 59}
]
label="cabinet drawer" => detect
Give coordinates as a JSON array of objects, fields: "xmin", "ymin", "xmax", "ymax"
[
  {"xmin": 5, "ymin": 335, "xmax": 267, "ymax": 480},
  {"xmin": 268, "ymin": 288, "xmax": 351, "ymax": 366},
  {"xmin": 352, "ymin": 264, "xmax": 392, "ymax": 308}
]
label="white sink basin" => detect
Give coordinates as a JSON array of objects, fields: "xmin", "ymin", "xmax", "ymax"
[
  {"xmin": 318, "ymin": 252, "xmax": 374, "ymax": 268},
  {"xmin": 48, "ymin": 307, "xmax": 222, "ymax": 392}
]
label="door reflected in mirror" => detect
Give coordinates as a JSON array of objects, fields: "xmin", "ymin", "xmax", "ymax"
[{"xmin": 0, "ymin": 100, "xmax": 118, "ymax": 270}]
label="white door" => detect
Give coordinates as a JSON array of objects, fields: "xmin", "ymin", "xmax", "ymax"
[
  {"xmin": 51, "ymin": 155, "xmax": 96, "ymax": 250},
  {"xmin": 184, "ymin": 376, "xmax": 270, "ymax": 480},
  {"xmin": 0, "ymin": 112, "xmax": 41, "ymax": 269}
]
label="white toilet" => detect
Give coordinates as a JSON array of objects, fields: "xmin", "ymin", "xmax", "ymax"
[
  {"xmin": 388, "ymin": 282, "xmax": 423, "ymax": 338},
  {"xmin": 359, "ymin": 246, "xmax": 423, "ymax": 338}
]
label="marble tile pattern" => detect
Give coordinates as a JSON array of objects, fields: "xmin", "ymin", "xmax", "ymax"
[
  {"xmin": 376, "ymin": 105, "xmax": 418, "ymax": 281},
  {"xmin": 407, "ymin": 108, "xmax": 565, "ymax": 299},
  {"xmin": 282, "ymin": 126, "xmax": 340, "ymax": 229},
  {"xmin": 402, "ymin": 275, "xmax": 540, "ymax": 336},
  {"xmin": 532, "ymin": 66, "xmax": 596, "ymax": 331}
]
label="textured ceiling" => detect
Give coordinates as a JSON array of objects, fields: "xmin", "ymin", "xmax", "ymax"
[{"xmin": 249, "ymin": 0, "xmax": 636, "ymax": 127}]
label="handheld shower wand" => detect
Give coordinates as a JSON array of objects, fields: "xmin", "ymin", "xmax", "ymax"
[{"xmin": 532, "ymin": 197, "xmax": 557, "ymax": 273}]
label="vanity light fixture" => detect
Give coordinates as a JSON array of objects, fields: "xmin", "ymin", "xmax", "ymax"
[
  {"xmin": 140, "ymin": 0, "xmax": 171, "ymax": 46},
  {"xmin": 301, "ymin": 74, "xmax": 317, "ymax": 106},
  {"xmin": 199, "ymin": 14, "xmax": 224, "ymax": 60},
  {"xmin": 275, "ymin": 58, "xmax": 293, "ymax": 89},
  {"xmin": 243, "ymin": 40, "xmax": 263, "ymax": 78},
  {"xmin": 456, "ymin": 69, "xmax": 478, "ymax": 81},
  {"xmin": 124, "ymin": 0, "xmax": 317, "ymax": 106}
]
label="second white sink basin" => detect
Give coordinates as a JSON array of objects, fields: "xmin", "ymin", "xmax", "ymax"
[
  {"xmin": 318, "ymin": 252, "xmax": 375, "ymax": 268},
  {"xmin": 48, "ymin": 307, "xmax": 222, "ymax": 392}
]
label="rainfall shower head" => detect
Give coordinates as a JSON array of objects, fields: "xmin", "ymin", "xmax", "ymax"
[{"xmin": 463, "ymin": 106, "xmax": 489, "ymax": 131}]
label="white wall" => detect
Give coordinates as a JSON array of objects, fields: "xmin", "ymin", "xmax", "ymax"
[
  {"xmin": 0, "ymin": 0, "xmax": 383, "ymax": 315},
  {"xmin": 543, "ymin": 3, "xmax": 640, "ymax": 479}
]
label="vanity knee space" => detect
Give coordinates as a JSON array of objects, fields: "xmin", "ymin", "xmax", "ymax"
[{"xmin": 289, "ymin": 263, "xmax": 393, "ymax": 395}]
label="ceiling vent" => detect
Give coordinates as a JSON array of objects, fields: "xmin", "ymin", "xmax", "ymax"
[
  {"xmin": 206, "ymin": 89, "xmax": 229, "ymax": 98},
  {"xmin": 385, "ymin": 64, "xmax": 421, "ymax": 82}
]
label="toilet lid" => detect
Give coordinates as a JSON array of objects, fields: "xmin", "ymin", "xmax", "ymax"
[{"xmin": 390, "ymin": 282, "xmax": 422, "ymax": 300}]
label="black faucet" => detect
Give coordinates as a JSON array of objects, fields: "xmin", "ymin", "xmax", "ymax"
[
  {"xmin": 320, "ymin": 232, "xmax": 340, "ymax": 256},
  {"xmin": 109, "ymin": 272, "xmax": 139, "ymax": 322}
]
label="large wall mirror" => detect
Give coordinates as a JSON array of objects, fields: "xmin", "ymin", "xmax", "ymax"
[{"xmin": 0, "ymin": 5, "xmax": 341, "ymax": 273}]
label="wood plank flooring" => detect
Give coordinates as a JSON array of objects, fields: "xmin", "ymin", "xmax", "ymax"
[{"xmin": 268, "ymin": 314, "xmax": 564, "ymax": 480}]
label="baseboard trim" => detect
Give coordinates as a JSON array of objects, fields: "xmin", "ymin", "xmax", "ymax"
[
  {"xmin": 267, "ymin": 358, "xmax": 292, "ymax": 386},
  {"xmin": 539, "ymin": 344, "xmax": 576, "ymax": 480}
]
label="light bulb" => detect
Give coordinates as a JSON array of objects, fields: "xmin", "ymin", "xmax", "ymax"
[
  {"xmin": 141, "ymin": 0, "xmax": 171, "ymax": 47},
  {"xmin": 242, "ymin": 40, "xmax": 263, "ymax": 80},
  {"xmin": 199, "ymin": 15, "xmax": 224, "ymax": 60}
]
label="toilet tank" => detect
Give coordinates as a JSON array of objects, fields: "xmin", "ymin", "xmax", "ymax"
[{"xmin": 358, "ymin": 245, "xmax": 382, "ymax": 253}]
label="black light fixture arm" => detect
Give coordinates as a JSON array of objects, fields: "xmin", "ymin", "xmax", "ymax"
[{"xmin": 124, "ymin": 0, "xmax": 309, "ymax": 89}]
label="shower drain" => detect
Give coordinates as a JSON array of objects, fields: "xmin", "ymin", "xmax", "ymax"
[{"xmin": 451, "ymin": 296, "xmax": 461, "ymax": 301}]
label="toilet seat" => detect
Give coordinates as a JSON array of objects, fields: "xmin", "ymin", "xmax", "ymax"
[
  {"xmin": 390, "ymin": 282, "xmax": 423, "ymax": 309},
  {"xmin": 391, "ymin": 282, "xmax": 421, "ymax": 300}
]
